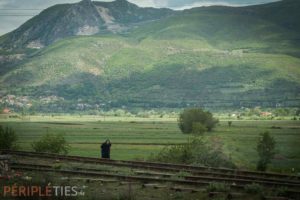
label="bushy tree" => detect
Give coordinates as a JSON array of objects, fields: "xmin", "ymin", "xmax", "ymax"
[
  {"xmin": 178, "ymin": 108, "xmax": 218, "ymax": 134},
  {"xmin": 153, "ymin": 137, "xmax": 235, "ymax": 168},
  {"xmin": 0, "ymin": 126, "xmax": 18, "ymax": 150},
  {"xmin": 192, "ymin": 122, "xmax": 207, "ymax": 135},
  {"xmin": 228, "ymin": 121, "xmax": 232, "ymax": 127},
  {"xmin": 256, "ymin": 132, "xmax": 276, "ymax": 171},
  {"xmin": 296, "ymin": 108, "xmax": 300, "ymax": 116},
  {"xmin": 32, "ymin": 133, "xmax": 69, "ymax": 154}
]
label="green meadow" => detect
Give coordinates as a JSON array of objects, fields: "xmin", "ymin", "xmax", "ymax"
[{"xmin": 0, "ymin": 116, "xmax": 299, "ymax": 174}]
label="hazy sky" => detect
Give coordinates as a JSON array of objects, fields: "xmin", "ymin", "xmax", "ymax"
[{"xmin": 0, "ymin": 0, "xmax": 280, "ymax": 36}]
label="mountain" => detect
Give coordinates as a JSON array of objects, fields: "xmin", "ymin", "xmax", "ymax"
[
  {"xmin": 247, "ymin": 0, "xmax": 300, "ymax": 33},
  {"xmin": 0, "ymin": 0, "xmax": 173, "ymax": 49},
  {"xmin": 0, "ymin": 0, "xmax": 300, "ymax": 112}
]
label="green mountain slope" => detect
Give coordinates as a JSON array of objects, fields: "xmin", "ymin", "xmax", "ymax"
[{"xmin": 0, "ymin": 0, "xmax": 300, "ymax": 112}]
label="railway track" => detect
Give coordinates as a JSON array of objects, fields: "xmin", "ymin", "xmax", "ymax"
[
  {"xmin": 10, "ymin": 162, "xmax": 300, "ymax": 189},
  {"xmin": 10, "ymin": 163, "xmax": 232, "ymax": 188},
  {"xmin": 3, "ymin": 150, "xmax": 299, "ymax": 179},
  {"xmin": 2, "ymin": 150, "xmax": 300, "ymax": 190}
]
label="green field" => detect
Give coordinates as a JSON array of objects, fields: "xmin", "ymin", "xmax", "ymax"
[{"xmin": 1, "ymin": 116, "xmax": 299, "ymax": 174}]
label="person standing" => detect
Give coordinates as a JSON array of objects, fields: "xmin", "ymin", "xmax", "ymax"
[{"xmin": 101, "ymin": 139, "xmax": 111, "ymax": 159}]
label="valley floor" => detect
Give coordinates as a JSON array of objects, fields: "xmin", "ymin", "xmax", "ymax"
[{"xmin": 0, "ymin": 115, "xmax": 299, "ymax": 173}]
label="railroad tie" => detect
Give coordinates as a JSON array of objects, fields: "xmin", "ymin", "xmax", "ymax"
[{"xmin": 171, "ymin": 186, "xmax": 202, "ymax": 193}]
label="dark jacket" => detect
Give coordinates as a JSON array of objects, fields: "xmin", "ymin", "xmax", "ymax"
[{"xmin": 101, "ymin": 142, "xmax": 111, "ymax": 159}]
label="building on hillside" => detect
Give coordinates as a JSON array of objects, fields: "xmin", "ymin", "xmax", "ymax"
[
  {"xmin": 260, "ymin": 112, "xmax": 272, "ymax": 117},
  {"xmin": 2, "ymin": 108, "xmax": 10, "ymax": 114}
]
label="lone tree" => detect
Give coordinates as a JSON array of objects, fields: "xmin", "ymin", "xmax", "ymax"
[
  {"xmin": 178, "ymin": 108, "xmax": 218, "ymax": 134},
  {"xmin": 296, "ymin": 108, "xmax": 300, "ymax": 116},
  {"xmin": 0, "ymin": 126, "xmax": 18, "ymax": 150},
  {"xmin": 256, "ymin": 131, "xmax": 276, "ymax": 171}
]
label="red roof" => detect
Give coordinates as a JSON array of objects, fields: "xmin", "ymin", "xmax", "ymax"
[{"xmin": 2, "ymin": 108, "xmax": 10, "ymax": 114}]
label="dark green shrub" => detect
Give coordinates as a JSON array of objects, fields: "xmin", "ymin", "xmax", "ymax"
[
  {"xmin": 178, "ymin": 108, "xmax": 218, "ymax": 134},
  {"xmin": 31, "ymin": 133, "xmax": 69, "ymax": 154},
  {"xmin": 155, "ymin": 143, "xmax": 193, "ymax": 164},
  {"xmin": 256, "ymin": 131, "xmax": 276, "ymax": 171},
  {"xmin": 296, "ymin": 108, "xmax": 300, "ymax": 116},
  {"xmin": 192, "ymin": 122, "xmax": 207, "ymax": 135},
  {"xmin": 0, "ymin": 126, "xmax": 18, "ymax": 150},
  {"xmin": 153, "ymin": 137, "xmax": 235, "ymax": 168},
  {"xmin": 228, "ymin": 121, "xmax": 232, "ymax": 127}
]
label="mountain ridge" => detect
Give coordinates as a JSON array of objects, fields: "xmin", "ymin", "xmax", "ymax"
[{"xmin": 0, "ymin": 0, "xmax": 174, "ymax": 49}]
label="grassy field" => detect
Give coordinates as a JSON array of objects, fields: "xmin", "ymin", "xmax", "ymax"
[{"xmin": 0, "ymin": 115, "xmax": 299, "ymax": 174}]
